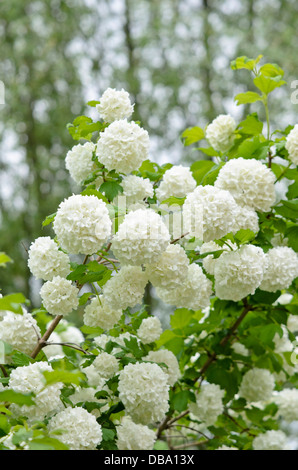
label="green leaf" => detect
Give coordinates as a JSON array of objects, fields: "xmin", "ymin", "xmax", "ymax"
[
  {"xmin": 43, "ymin": 369, "xmax": 85, "ymax": 386},
  {"xmin": 80, "ymin": 188, "xmax": 109, "ymax": 203},
  {"xmin": 99, "ymin": 181, "xmax": 123, "ymax": 201},
  {"xmin": 275, "ymin": 199, "xmax": 298, "ymax": 220},
  {"xmin": 234, "ymin": 229, "xmax": 256, "ymax": 245},
  {"xmin": 238, "ymin": 114, "xmax": 263, "ymax": 136},
  {"xmin": 170, "ymin": 309, "xmax": 193, "ymax": 330},
  {"xmin": 0, "ymin": 390, "xmax": 35, "ymax": 406},
  {"xmin": 160, "ymin": 196, "xmax": 186, "ymax": 206},
  {"xmin": 0, "ymin": 252, "xmax": 12, "ymax": 268},
  {"xmin": 201, "ymin": 162, "xmax": 225, "ymax": 186},
  {"xmin": 0, "ymin": 293, "xmax": 28, "ymax": 314},
  {"xmin": 254, "ymin": 74, "xmax": 286, "ymax": 95},
  {"xmin": 236, "ymin": 135, "xmax": 268, "ymax": 160},
  {"xmin": 234, "ymin": 91, "xmax": 262, "ymax": 106},
  {"xmin": 285, "ymin": 226, "xmax": 298, "ymax": 252},
  {"xmin": 181, "ymin": 126, "xmax": 205, "ymax": 146},
  {"xmin": 231, "ymin": 55, "xmax": 263, "ymax": 71},
  {"xmin": 87, "ymin": 100, "xmax": 100, "ymax": 107},
  {"xmin": 172, "ymin": 390, "xmax": 192, "ymax": 412},
  {"xmin": 191, "ymin": 160, "xmax": 215, "ymax": 185},
  {"xmin": 196, "ymin": 147, "xmax": 219, "ymax": 157},
  {"xmin": 259, "ymin": 63, "xmax": 284, "ymax": 78},
  {"xmin": 42, "ymin": 212, "xmax": 56, "ymax": 227}
]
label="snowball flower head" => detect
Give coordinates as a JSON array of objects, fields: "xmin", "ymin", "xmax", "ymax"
[
  {"xmin": 285, "ymin": 124, "xmax": 298, "ymax": 165},
  {"xmin": 182, "ymin": 185, "xmax": 239, "ymax": 241},
  {"xmin": 120, "ymin": 174, "xmax": 154, "ymax": 206},
  {"xmin": 40, "ymin": 276, "xmax": 79, "ymax": 316},
  {"xmin": 144, "ymin": 349, "xmax": 180, "ymax": 386},
  {"xmin": 48, "ymin": 407, "xmax": 102, "ymax": 450},
  {"xmin": 0, "ymin": 311, "xmax": 41, "ymax": 355},
  {"xmin": 59, "ymin": 323, "xmax": 85, "ymax": 344},
  {"xmin": 199, "ymin": 241, "xmax": 237, "ymax": 275},
  {"xmin": 189, "ymin": 383, "xmax": 225, "ymax": 427},
  {"xmin": 112, "ymin": 209, "xmax": 170, "ymax": 265},
  {"xmin": 9, "ymin": 362, "xmax": 63, "ymax": 422},
  {"xmin": 233, "ymin": 204, "xmax": 259, "ymax": 234},
  {"xmin": 53, "ymin": 194, "xmax": 111, "ymax": 255},
  {"xmin": 96, "ymin": 119, "xmax": 149, "ymax": 174},
  {"xmin": 137, "ymin": 316, "xmax": 162, "ymax": 344},
  {"xmin": 260, "ymin": 246, "xmax": 298, "ymax": 292},
  {"xmin": 156, "ymin": 165, "xmax": 196, "ymax": 201},
  {"xmin": 214, "ymin": 244, "xmax": 265, "ymax": 301},
  {"xmin": 28, "ymin": 236, "xmax": 70, "ymax": 281},
  {"xmin": 239, "ymin": 368, "xmax": 275, "ymax": 402},
  {"xmin": 156, "ymin": 263, "xmax": 213, "ymax": 311},
  {"xmin": 274, "ymin": 388, "xmax": 298, "ymax": 421},
  {"xmin": 96, "ymin": 88, "xmax": 134, "ymax": 122},
  {"xmin": 215, "ymin": 157, "xmax": 276, "ymax": 212},
  {"xmin": 205, "ymin": 114, "xmax": 236, "ymax": 152},
  {"xmin": 103, "ymin": 266, "xmax": 148, "ymax": 310},
  {"xmin": 118, "ymin": 362, "xmax": 169, "ymax": 424},
  {"xmin": 252, "ymin": 430, "xmax": 287, "ymax": 451},
  {"xmin": 65, "ymin": 141, "xmax": 101, "ymax": 186},
  {"xmin": 116, "ymin": 416, "xmax": 156, "ymax": 450},
  {"xmin": 92, "ymin": 352, "xmax": 119, "ymax": 379},
  {"xmin": 145, "ymin": 244, "xmax": 189, "ymax": 289},
  {"xmin": 83, "ymin": 295, "xmax": 122, "ymax": 330}
]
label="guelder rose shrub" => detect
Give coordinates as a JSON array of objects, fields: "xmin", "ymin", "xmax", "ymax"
[{"xmin": 0, "ymin": 55, "xmax": 298, "ymax": 451}]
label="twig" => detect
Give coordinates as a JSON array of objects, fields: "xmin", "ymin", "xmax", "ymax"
[
  {"xmin": 30, "ymin": 314, "xmax": 63, "ymax": 359},
  {"xmin": 170, "ymin": 233, "xmax": 189, "ymax": 244},
  {"xmin": 0, "ymin": 365, "xmax": 8, "ymax": 377},
  {"xmin": 172, "ymin": 439, "xmax": 208, "ymax": 450},
  {"xmin": 44, "ymin": 341, "xmax": 91, "ymax": 355}
]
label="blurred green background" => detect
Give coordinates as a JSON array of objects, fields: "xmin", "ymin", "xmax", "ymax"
[{"xmin": 0, "ymin": 0, "xmax": 297, "ymax": 304}]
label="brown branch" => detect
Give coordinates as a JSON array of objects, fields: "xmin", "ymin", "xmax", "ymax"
[
  {"xmin": 172, "ymin": 439, "xmax": 208, "ymax": 450},
  {"xmin": 30, "ymin": 314, "xmax": 63, "ymax": 359},
  {"xmin": 170, "ymin": 232, "xmax": 189, "ymax": 244},
  {"xmin": 0, "ymin": 365, "xmax": 8, "ymax": 378}
]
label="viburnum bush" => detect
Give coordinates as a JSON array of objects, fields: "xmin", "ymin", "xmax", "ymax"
[{"xmin": 0, "ymin": 55, "xmax": 298, "ymax": 451}]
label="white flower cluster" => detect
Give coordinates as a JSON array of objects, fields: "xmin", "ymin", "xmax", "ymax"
[
  {"xmin": 53, "ymin": 194, "xmax": 111, "ymax": 255},
  {"xmin": 118, "ymin": 362, "xmax": 169, "ymax": 424},
  {"xmin": 156, "ymin": 165, "xmax": 196, "ymax": 202},
  {"xmin": 28, "ymin": 237, "xmax": 70, "ymax": 281},
  {"xmin": 145, "ymin": 244, "xmax": 189, "ymax": 289},
  {"xmin": 239, "ymin": 368, "xmax": 275, "ymax": 403},
  {"xmin": 189, "ymin": 383, "xmax": 225, "ymax": 427},
  {"xmin": 112, "ymin": 209, "xmax": 170, "ymax": 265},
  {"xmin": 120, "ymin": 175, "xmax": 154, "ymax": 206},
  {"xmin": 182, "ymin": 185, "xmax": 239, "ymax": 241},
  {"xmin": 116, "ymin": 416, "xmax": 156, "ymax": 450},
  {"xmin": 48, "ymin": 407, "xmax": 103, "ymax": 450},
  {"xmin": 137, "ymin": 316, "xmax": 162, "ymax": 344},
  {"xmin": 92, "ymin": 352, "xmax": 119, "ymax": 379},
  {"xmin": 205, "ymin": 114, "xmax": 236, "ymax": 152},
  {"xmin": 156, "ymin": 263, "xmax": 212, "ymax": 310},
  {"xmin": 96, "ymin": 88, "xmax": 134, "ymax": 122},
  {"xmin": 40, "ymin": 276, "xmax": 79, "ymax": 316},
  {"xmin": 214, "ymin": 244, "xmax": 266, "ymax": 301},
  {"xmin": 65, "ymin": 141, "xmax": 100, "ymax": 186},
  {"xmin": 9, "ymin": 362, "xmax": 63, "ymax": 422},
  {"xmin": 234, "ymin": 204, "xmax": 259, "ymax": 233},
  {"xmin": 252, "ymin": 430, "xmax": 287, "ymax": 451},
  {"xmin": 274, "ymin": 388, "xmax": 298, "ymax": 421},
  {"xmin": 285, "ymin": 124, "xmax": 298, "ymax": 165},
  {"xmin": 103, "ymin": 266, "xmax": 148, "ymax": 310},
  {"xmin": 144, "ymin": 349, "xmax": 180, "ymax": 386},
  {"xmin": 260, "ymin": 246, "xmax": 298, "ymax": 292},
  {"xmin": 0, "ymin": 311, "xmax": 40, "ymax": 355},
  {"xmin": 215, "ymin": 157, "xmax": 276, "ymax": 212},
  {"xmin": 199, "ymin": 241, "xmax": 237, "ymax": 275},
  {"xmin": 83, "ymin": 295, "xmax": 122, "ymax": 330},
  {"xmin": 96, "ymin": 120, "xmax": 149, "ymax": 174}
]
